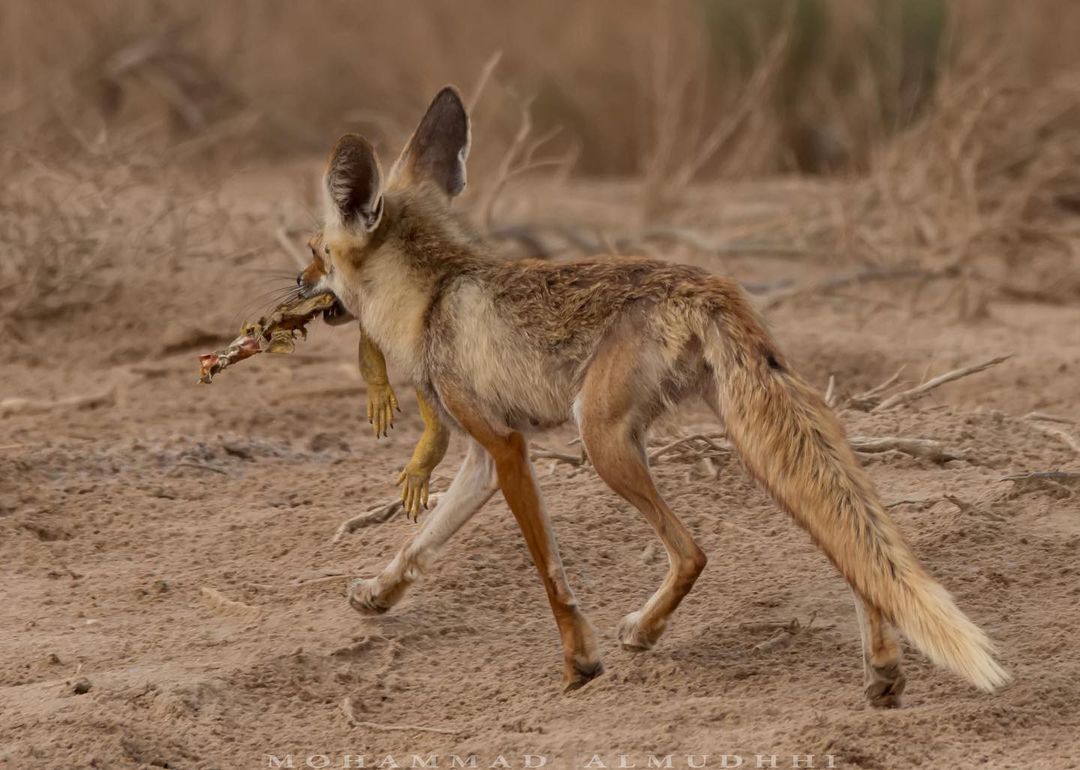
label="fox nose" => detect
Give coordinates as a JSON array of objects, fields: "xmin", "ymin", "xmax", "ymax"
[{"xmin": 296, "ymin": 273, "xmax": 303, "ymax": 287}]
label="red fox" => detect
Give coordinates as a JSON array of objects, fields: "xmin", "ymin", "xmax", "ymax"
[{"xmin": 299, "ymin": 87, "xmax": 1009, "ymax": 705}]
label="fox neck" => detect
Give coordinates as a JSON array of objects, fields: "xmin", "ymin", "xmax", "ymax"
[
  {"xmin": 352, "ymin": 249, "xmax": 434, "ymax": 382},
  {"xmin": 330, "ymin": 189, "xmax": 490, "ymax": 381}
]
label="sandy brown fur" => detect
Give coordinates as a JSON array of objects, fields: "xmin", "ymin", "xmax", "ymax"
[{"xmin": 310, "ymin": 89, "xmax": 1009, "ymax": 701}]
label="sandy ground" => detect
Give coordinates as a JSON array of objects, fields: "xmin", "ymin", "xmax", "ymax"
[{"xmin": 2, "ymin": 168, "xmax": 1079, "ymax": 770}]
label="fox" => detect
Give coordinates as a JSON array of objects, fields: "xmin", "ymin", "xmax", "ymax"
[{"xmin": 297, "ymin": 86, "xmax": 1009, "ymax": 705}]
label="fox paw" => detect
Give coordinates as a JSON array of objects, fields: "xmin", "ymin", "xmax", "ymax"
[
  {"xmin": 564, "ymin": 658, "xmax": 604, "ymax": 692},
  {"xmin": 347, "ymin": 577, "xmax": 400, "ymax": 616},
  {"xmin": 617, "ymin": 611, "xmax": 664, "ymax": 651},
  {"xmin": 864, "ymin": 663, "xmax": 906, "ymax": 708}
]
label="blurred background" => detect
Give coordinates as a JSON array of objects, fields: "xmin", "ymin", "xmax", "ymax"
[{"xmin": 2, "ymin": 0, "xmax": 1079, "ymax": 344}]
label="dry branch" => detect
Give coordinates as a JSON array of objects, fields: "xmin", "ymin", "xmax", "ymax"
[
  {"xmin": 1001, "ymin": 471, "xmax": 1080, "ymax": 497},
  {"xmin": 1002, "ymin": 471, "xmax": 1080, "ymax": 483},
  {"xmin": 479, "ymin": 97, "xmax": 575, "ymax": 233},
  {"xmin": 664, "ymin": 11, "xmax": 794, "ymax": 190},
  {"xmin": 871, "ymin": 355, "xmax": 1011, "ymax": 411},
  {"xmin": 751, "ymin": 613, "xmax": 816, "ymax": 654},
  {"xmin": 332, "ymin": 493, "xmax": 443, "ymax": 543},
  {"xmin": 1023, "ymin": 412, "xmax": 1074, "ymax": 425},
  {"xmin": 848, "ymin": 367, "xmax": 906, "ymax": 410},
  {"xmin": 1027, "ymin": 418, "xmax": 1080, "ymax": 455},
  {"xmin": 648, "ymin": 434, "xmax": 729, "ymax": 464},
  {"xmin": 886, "ymin": 497, "xmax": 943, "ymax": 509},
  {"xmin": 642, "ymin": 432, "xmax": 959, "ymax": 466},
  {"xmin": 848, "ymin": 437, "xmax": 959, "ymax": 463},
  {"xmin": 531, "ymin": 445, "xmax": 588, "ymax": 467},
  {"xmin": 466, "ymin": 50, "xmax": 503, "ymax": 112}
]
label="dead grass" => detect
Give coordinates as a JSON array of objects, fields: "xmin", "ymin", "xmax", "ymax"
[{"xmin": 2, "ymin": 1, "xmax": 1080, "ymax": 319}]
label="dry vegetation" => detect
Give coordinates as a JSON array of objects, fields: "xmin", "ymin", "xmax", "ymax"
[
  {"xmin": 3, "ymin": 2, "xmax": 1080, "ymax": 768},
  {"xmin": 3, "ymin": 0, "xmax": 1079, "ymax": 325}
]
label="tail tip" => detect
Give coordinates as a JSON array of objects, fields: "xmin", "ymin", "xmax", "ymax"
[{"xmin": 970, "ymin": 658, "xmax": 1011, "ymax": 693}]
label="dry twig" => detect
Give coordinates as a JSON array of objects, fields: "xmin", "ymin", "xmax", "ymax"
[
  {"xmin": 1002, "ymin": 471, "xmax": 1080, "ymax": 483},
  {"xmin": 1001, "ymin": 471, "xmax": 1080, "ymax": 497},
  {"xmin": 531, "ymin": 445, "xmax": 588, "ymax": 467},
  {"xmin": 870, "ymin": 355, "xmax": 1011, "ymax": 412},
  {"xmin": 642, "ymin": 432, "xmax": 958, "ymax": 465},
  {"xmin": 1026, "ymin": 417, "xmax": 1080, "ymax": 455},
  {"xmin": 848, "ymin": 437, "xmax": 959, "ymax": 463},
  {"xmin": 479, "ymin": 97, "xmax": 574, "ymax": 232},
  {"xmin": 847, "ymin": 367, "xmax": 906, "ymax": 410},
  {"xmin": 332, "ymin": 493, "xmax": 443, "ymax": 543},
  {"xmin": 1023, "ymin": 412, "xmax": 1074, "ymax": 425},
  {"xmin": 466, "ymin": 51, "xmax": 503, "ymax": 113},
  {"xmin": 751, "ymin": 612, "xmax": 817, "ymax": 654}
]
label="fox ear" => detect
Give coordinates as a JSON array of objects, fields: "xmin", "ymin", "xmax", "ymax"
[
  {"xmin": 325, "ymin": 134, "xmax": 384, "ymax": 231},
  {"xmin": 389, "ymin": 86, "xmax": 470, "ymax": 198}
]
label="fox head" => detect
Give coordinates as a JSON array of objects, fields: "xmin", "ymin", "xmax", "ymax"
[{"xmin": 296, "ymin": 86, "xmax": 471, "ymax": 315}]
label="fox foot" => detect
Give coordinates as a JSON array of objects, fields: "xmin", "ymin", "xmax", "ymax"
[
  {"xmin": 864, "ymin": 662, "xmax": 906, "ymax": 708},
  {"xmin": 564, "ymin": 657, "xmax": 604, "ymax": 691},
  {"xmin": 617, "ymin": 611, "xmax": 666, "ymax": 651},
  {"xmin": 347, "ymin": 575, "xmax": 408, "ymax": 616}
]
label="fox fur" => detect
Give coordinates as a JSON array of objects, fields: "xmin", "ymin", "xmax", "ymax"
[{"xmin": 299, "ymin": 86, "xmax": 1009, "ymax": 702}]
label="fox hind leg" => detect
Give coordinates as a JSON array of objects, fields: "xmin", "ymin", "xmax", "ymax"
[
  {"xmin": 579, "ymin": 411, "xmax": 707, "ymax": 650},
  {"xmin": 852, "ymin": 589, "xmax": 906, "ymax": 707},
  {"xmin": 576, "ymin": 340, "xmax": 707, "ymax": 651}
]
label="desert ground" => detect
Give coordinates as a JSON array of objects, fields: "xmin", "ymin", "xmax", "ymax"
[
  {"xmin": 2, "ymin": 160, "xmax": 1079, "ymax": 770},
  {"xmin": 4, "ymin": 2, "xmax": 1080, "ymax": 767}
]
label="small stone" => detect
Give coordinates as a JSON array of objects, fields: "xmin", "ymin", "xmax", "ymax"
[
  {"xmin": 72, "ymin": 678, "xmax": 92, "ymax": 695},
  {"xmin": 46, "ymin": 653, "xmax": 62, "ymax": 665}
]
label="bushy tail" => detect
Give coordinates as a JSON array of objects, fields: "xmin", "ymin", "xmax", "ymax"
[{"xmin": 702, "ymin": 320, "xmax": 1008, "ymax": 692}]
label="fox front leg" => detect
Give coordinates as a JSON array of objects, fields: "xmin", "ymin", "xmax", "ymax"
[
  {"xmin": 396, "ymin": 389, "xmax": 450, "ymax": 521},
  {"xmin": 358, "ymin": 331, "xmax": 398, "ymax": 438}
]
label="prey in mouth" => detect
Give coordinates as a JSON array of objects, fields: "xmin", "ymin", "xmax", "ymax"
[{"xmin": 320, "ymin": 294, "xmax": 354, "ymax": 326}]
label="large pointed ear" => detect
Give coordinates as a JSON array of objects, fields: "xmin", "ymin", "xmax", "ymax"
[
  {"xmin": 324, "ymin": 134, "xmax": 384, "ymax": 231},
  {"xmin": 388, "ymin": 86, "xmax": 470, "ymax": 198}
]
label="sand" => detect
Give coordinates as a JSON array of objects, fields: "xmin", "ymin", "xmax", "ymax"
[{"xmin": 2, "ymin": 170, "xmax": 1078, "ymax": 770}]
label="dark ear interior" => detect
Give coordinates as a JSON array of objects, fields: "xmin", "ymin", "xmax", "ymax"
[
  {"xmin": 392, "ymin": 86, "xmax": 470, "ymax": 197},
  {"xmin": 326, "ymin": 134, "xmax": 383, "ymax": 230}
]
